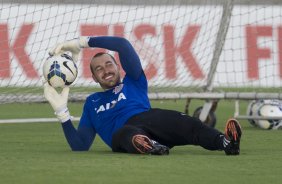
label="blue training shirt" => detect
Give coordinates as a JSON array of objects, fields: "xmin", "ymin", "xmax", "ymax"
[
  {"xmin": 61, "ymin": 36, "xmax": 151, "ymax": 150},
  {"xmin": 79, "ymin": 73, "xmax": 150, "ymax": 147}
]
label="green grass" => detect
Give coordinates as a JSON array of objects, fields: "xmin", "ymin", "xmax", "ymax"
[{"xmin": 0, "ymin": 100, "xmax": 282, "ymax": 184}]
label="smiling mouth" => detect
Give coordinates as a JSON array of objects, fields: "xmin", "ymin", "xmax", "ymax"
[{"xmin": 104, "ymin": 74, "xmax": 114, "ymax": 80}]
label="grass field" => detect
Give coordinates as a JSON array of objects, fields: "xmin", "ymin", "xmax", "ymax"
[{"xmin": 0, "ymin": 100, "xmax": 282, "ymax": 184}]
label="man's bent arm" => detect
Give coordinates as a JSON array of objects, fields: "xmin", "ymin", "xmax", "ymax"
[{"xmin": 61, "ymin": 120, "xmax": 95, "ymax": 151}]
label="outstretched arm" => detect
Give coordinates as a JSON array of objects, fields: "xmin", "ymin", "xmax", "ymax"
[{"xmin": 49, "ymin": 36, "xmax": 143, "ymax": 80}]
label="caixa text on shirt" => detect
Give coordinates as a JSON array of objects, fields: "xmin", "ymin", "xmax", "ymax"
[{"xmin": 94, "ymin": 92, "xmax": 127, "ymax": 114}]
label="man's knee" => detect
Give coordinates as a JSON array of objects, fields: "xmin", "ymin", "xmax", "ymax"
[{"xmin": 112, "ymin": 125, "xmax": 148, "ymax": 154}]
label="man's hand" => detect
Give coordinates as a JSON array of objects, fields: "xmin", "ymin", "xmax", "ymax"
[
  {"xmin": 44, "ymin": 83, "xmax": 71, "ymax": 123},
  {"xmin": 49, "ymin": 37, "xmax": 89, "ymax": 62}
]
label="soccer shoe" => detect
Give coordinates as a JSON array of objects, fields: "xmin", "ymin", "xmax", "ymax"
[
  {"xmin": 132, "ymin": 135, "xmax": 169, "ymax": 155},
  {"xmin": 224, "ymin": 118, "xmax": 242, "ymax": 155}
]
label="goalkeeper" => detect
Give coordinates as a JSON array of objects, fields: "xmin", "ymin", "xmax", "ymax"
[{"xmin": 45, "ymin": 36, "xmax": 242, "ymax": 155}]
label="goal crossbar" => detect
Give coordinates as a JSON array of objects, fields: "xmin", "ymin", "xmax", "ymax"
[{"xmin": 1, "ymin": 92, "xmax": 282, "ymax": 104}]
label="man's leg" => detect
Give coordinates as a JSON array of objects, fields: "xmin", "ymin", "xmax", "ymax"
[{"xmin": 126, "ymin": 108, "xmax": 237, "ymax": 151}]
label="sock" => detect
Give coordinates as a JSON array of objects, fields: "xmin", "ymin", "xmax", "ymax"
[{"xmin": 217, "ymin": 134, "xmax": 231, "ymax": 150}]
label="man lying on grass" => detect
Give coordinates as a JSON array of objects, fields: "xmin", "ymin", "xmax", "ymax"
[{"xmin": 44, "ymin": 36, "xmax": 242, "ymax": 155}]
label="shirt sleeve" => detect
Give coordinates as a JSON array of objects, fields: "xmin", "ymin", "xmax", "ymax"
[
  {"xmin": 61, "ymin": 102, "xmax": 96, "ymax": 151},
  {"xmin": 88, "ymin": 36, "xmax": 143, "ymax": 80}
]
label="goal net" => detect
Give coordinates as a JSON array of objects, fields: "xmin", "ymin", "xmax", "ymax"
[{"xmin": 1, "ymin": 0, "xmax": 282, "ymax": 105}]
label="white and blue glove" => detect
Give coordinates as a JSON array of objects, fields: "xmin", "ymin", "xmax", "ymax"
[
  {"xmin": 44, "ymin": 83, "xmax": 71, "ymax": 123},
  {"xmin": 49, "ymin": 36, "xmax": 90, "ymax": 62}
]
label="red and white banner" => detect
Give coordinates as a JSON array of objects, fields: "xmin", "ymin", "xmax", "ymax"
[{"xmin": 0, "ymin": 4, "xmax": 282, "ymax": 87}]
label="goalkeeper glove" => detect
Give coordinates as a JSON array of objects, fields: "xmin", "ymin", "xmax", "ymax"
[
  {"xmin": 44, "ymin": 83, "xmax": 71, "ymax": 123},
  {"xmin": 49, "ymin": 36, "xmax": 89, "ymax": 62}
]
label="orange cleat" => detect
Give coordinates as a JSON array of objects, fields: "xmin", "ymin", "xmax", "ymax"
[
  {"xmin": 132, "ymin": 135, "xmax": 169, "ymax": 155},
  {"xmin": 224, "ymin": 118, "xmax": 242, "ymax": 155}
]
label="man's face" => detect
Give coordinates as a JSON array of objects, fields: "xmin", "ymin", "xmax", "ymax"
[{"xmin": 90, "ymin": 54, "xmax": 121, "ymax": 90}]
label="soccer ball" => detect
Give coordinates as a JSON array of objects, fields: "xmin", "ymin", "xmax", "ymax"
[
  {"xmin": 43, "ymin": 54, "xmax": 78, "ymax": 88},
  {"xmin": 247, "ymin": 99, "xmax": 282, "ymax": 130},
  {"xmin": 247, "ymin": 100, "xmax": 262, "ymax": 126}
]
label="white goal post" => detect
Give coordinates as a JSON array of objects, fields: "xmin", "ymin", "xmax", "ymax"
[{"xmin": 1, "ymin": 0, "xmax": 282, "ymax": 123}]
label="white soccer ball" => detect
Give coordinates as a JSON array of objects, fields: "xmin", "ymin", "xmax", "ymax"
[
  {"xmin": 247, "ymin": 99, "xmax": 282, "ymax": 130},
  {"xmin": 246, "ymin": 100, "xmax": 259, "ymax": 126},
  {"xmin": 43, "ymin": 54, "xmax": 78, "ymax": 88}
]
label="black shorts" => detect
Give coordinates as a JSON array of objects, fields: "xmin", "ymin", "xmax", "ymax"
[{"xmin": 112, "ymin": 108, "xmax": 223, "ymax": 153}]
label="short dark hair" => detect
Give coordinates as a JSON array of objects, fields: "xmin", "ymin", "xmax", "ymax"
[{"xmin": 90, "ymin": 52, "xmax": 117, "ymax": 74}]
